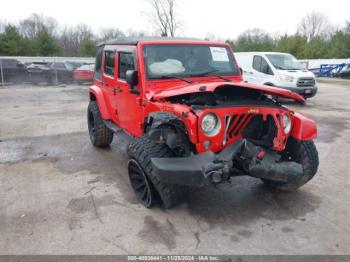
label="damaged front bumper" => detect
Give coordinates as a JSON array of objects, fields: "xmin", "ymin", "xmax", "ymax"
[{"xmin": 151, "ymin": 139, "xmax": 303, "ymax": 187}]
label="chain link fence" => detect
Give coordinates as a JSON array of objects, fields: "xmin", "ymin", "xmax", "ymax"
[{"xmin": 0, "ymin": 56, "xmax": 95, "ymax": 86}]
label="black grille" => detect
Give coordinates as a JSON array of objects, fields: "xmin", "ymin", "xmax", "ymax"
[
  {"xmin": 227, "ymin": 114, "xmax": 254, "ymax": 139},
  {"xmin": 297, "ymin": 77, "xmax": 315, "ymax": 87}
]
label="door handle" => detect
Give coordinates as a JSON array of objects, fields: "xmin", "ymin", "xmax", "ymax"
[{"xmin": 113, "ymin": 87, "xmax": 122, "ymax": 95}]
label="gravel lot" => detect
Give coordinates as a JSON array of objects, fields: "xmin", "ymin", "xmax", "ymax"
[{"xmin": 0, "ymin": 79, "xmax": 349, "ymax": 255}]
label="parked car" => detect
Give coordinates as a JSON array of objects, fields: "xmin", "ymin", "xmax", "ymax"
[
  {"xmin": 87, "ymin": 37, "xmax": 319, "ymax": 209},
  {"xmin": 335, "ymin": 64, "xmax": 350, "ymax": 79},
  {"xmin": 73, "ymin": 64, "xmax": 94, "ymax": 83},
  {"xmin": 235, "ymin": 52, "xmax": 318, "ymax": 99},
  {"xmin": 66, "ymin": 61, "xmax": 84, "ymax": 70},
  {"xmin": 27, "ymin": 62, "xmax": 52, "ymax": 84},
  {"xmin": 0, "ymin": 58, "xmax": 27, "ymax": 83},
  {"xmin": 339, "ymin": 69, "xmax": 350, "ymax": 79},
  {"xmin": 49, "ymin": 62, "xmax": 74, "ymax": 84}
]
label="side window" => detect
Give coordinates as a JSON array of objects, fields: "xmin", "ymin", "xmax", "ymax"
[
  {"xmin": 104, "ymin": 51, "xmax": 115, "ymax": 76},
  {"xmin": 94, "ymin": 47, "xmax": 103, "ymax": 81},
  {"xmin": 261, "ymin": 58, "xmax": 273, "ymax": 75},
  {"xmin": 253, "ymin": 55, "xmax": 273, "ymax": 75},
  {"xmin": 119, "ymin": 52, "xmax": 135, "ymax": 80},
  {"xmin": 253, "ymin": 56, "xmax": 262, "ymax": 72}
]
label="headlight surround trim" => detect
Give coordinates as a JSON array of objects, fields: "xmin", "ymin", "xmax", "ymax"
[
  {"xmin": 282, "ymin": 113, "xmax": 292, "ymax": 134},
  {"xmin": 201, "ymin": 113, "xmax": 221, "ymax": 137}
]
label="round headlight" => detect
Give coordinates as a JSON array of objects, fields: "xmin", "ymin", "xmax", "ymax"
[
  {"xmin": 201, "ymin": 113, "xmax": 221, "ymax": 136},
  {"xmin": 282, "ymin": 114, "xmax": 292, "ymax": 133}
]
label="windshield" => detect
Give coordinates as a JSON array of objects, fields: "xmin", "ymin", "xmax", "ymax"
[
  {"xmin": 144, "ymin": 44, "xmax": 239, "ymax": 79},
  {"xmin": 266, "ymin": 54, "xmax": 304, "ymax": 70}
]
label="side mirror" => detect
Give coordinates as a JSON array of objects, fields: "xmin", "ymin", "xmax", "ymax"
[
  {"xmin": 126, "ymin": 70, "xmax": 138, "ymax": 86},
  {"xmin": 126, "ymin": 70, "xmax": 140, "ymax": 94}
]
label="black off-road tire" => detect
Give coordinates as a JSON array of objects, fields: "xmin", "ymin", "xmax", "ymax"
[
  {"xmin": 262, "ymin": 140, "xmax": 319, "ymax": 191},
  {"xmin": 87, "ymin": 101, "xmax": 113, "ymax": 147},
  {"xmin": 127, "ymin": 135, "xmax": 188, "ymax": 208}
]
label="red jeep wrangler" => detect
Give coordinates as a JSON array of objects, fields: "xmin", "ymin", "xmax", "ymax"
[{"xmin": 88, "ymin": 37, "xmax": 319, "ymax": 208}]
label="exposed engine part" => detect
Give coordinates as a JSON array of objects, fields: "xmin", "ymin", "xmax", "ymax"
[
  {"xmin": 166, "ymin": 85, "xmax": 280, "ymax": 108},
  {"xmin": 242, "ymin": 115, "xmax": 277, "ymax": 147}
]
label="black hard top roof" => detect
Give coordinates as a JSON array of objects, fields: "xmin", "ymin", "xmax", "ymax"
[{"xmin": 98, "ymin": 37, "xmax": 206, "ymax": 46}]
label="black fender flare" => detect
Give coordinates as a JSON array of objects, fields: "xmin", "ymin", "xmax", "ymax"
[{"xmin": 145, "ymin": 112, "xmax": 193, "ymax": 156}]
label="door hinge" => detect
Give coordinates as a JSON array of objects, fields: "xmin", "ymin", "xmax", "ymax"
[{"xmin": 137, "ymin": 98, "xmax": 148, "ymax": 107}]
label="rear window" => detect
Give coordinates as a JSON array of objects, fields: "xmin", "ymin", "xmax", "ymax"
[
  {"xmin": 94, "ymin": 47, "xmax": 103, "ymax": 81},
  {"xmin": 104, "ymin": 51, "xmax": 115, "ymax": 76}
]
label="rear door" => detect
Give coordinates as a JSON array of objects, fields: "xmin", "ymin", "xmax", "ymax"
[
  {"xmin": 114, "ymin": 48, "xmax": 143, "ymax": 136},
  {"xmin": 101, "ymin": 48, "xmax": 119, "ymax": 123}
]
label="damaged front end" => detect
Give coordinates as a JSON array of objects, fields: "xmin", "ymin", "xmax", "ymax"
[
  {"xmin": 150, "ymin": 83, "xmax": 314, "ymax": 187},
  {"xmin": 151, "ymin": 139, "xmax": 303, "ymax": 187}
]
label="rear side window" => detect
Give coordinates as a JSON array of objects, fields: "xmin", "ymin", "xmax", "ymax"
[
  {"xmin": 104, "ymin": 51, "xmax": 115, "ymax": 76},
  {"xmin": 253, "ymin": 56, "xmax": 262, "ymax": 72},
  {"xmin": 94, "ymin": 47, "xmax": 103, "ymax": 81},
  {"xmin": 119, "ymin": 53, "xmax": 135, "ymax": 80}
]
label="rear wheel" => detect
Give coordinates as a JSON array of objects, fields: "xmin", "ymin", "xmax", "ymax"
[
  {"xmin": 127, "ymin": 135, "xmax": 188, "ymax": 208},
  {"xmin": 262, "ymin": 140, "xmax": 319, "ymax": 191},
  {"xmin": 87, "ymin": 101, "xmax": 113, "ymax": 147}
]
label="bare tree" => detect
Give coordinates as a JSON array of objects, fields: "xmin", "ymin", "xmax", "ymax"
[
  {"xmin": 148, "ymin": 0, "xmax": 181, "ymax": 37},
  {"xmin": 59, "ymin": 24, "xmax": 93, "ymax": 56},
  {"xmin": 345, "ymin": 21, "xmax": 350, "ymax": 33},
  {"xmin": 298, "ymin": 11, "xmax": 330, "ymax": 41},
  {"xmin": 0, "ymin": 20, "xmax": 5, "ymax": 33},
  {"xmin": 125, "ymin": 29, "xmax": 148, "ymax": 37},
  {"xmin": 19, "ymin": 13, "xmax": 58, "ymax": 39},
  {"xmin": 99, "ymin": 28, "xmax": 125, "ymax": 42}
]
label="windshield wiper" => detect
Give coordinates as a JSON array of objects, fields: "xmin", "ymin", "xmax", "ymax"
[
  {"xmin": 150, "ymin": 75, "xmax": 193, "ymax": 83},
  {"xmin": 190, "ymin": 70, "xmax": 232, "ymax": 82},
  {"xmin": 274, "ymin": 65, "xmax": 286, "ymax": 70}
]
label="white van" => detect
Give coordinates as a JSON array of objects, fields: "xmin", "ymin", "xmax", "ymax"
[{"xmin": 235, "ymin": 52, "xmax": 317, "ymax": 99}]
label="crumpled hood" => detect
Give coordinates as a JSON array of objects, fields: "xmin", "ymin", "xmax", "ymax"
[{"xmin": 151, "ymin": 81, "xmax": 305, "ymax": 104}]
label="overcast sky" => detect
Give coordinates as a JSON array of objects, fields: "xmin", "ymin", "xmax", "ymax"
[{"xmin": 0, "ymin": 0, "xmax": 349, "ymax": 39}]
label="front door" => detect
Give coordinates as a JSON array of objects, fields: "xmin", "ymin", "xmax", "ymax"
[
  {"xmin": 114, "ymin": 48, "xmax": 143, "ymax": 137},
  {"xmin": 251, "ymin": 55, "xmax": 274, "ymax": 85}
]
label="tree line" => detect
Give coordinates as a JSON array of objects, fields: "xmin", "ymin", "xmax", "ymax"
[
  {"xmin": 225, "ymin": 12, "xmax": 350, "ymax": 59},
  {"xmin": 0, "ymin": 9, "xmax": 349, "ymax": 59}
]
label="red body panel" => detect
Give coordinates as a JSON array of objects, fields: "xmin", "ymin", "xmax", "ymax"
[
  {"xmin": 89, "ymin": 39, "xmax": 317, "ymax": 153},
  {"xmin": 290, "ymin": 112, "xmax": 317, "ymax": 141}
]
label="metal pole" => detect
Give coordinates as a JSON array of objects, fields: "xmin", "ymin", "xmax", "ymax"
[
  {"xmin": 0, "ymin": 58, "xmax": 4, "ymax": 86},
  {"xmin": 55, "ymin": 57, "xmax": 58, "ymax": 85}
]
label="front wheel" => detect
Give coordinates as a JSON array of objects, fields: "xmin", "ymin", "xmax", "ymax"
[
  {"xmin": 262, "ymin": 139, "xmax": 319, "ymax": 191},
  {"xmin": 127, "ymin": 135, "xmax": 188, "ymax": 208}
]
